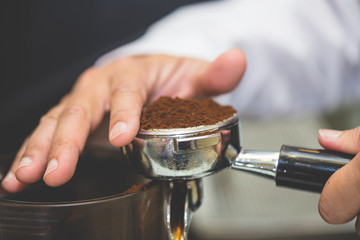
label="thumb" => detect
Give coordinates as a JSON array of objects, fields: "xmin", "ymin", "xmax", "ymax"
[
  {"xmin": 319, "ymin": 153, "xmax": 360, "ymax": 224},
  {"xmin": 318, "ymin": 126, "xmax": 360, "ymax": 154},
  {"xmin": 318, "ymin": 126, "xmax": 360, "ymax": 226},
  {"xmin": 196, "ymin": 48, "xmax": 247, "ymax": 96}
]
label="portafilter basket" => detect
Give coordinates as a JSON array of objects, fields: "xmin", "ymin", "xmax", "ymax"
[{"xmin": 123, "ymin": 114, "xmax": 240, "ymax": 181}]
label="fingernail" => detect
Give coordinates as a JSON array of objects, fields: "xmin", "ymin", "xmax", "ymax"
[
  {"xmin": 44, "ymin": 158, "xmax": 58, "ymax": 177},
  {"xmin": 319, "ymin": 129, "xmax": 342, "ymax": 140},
  {"xmin": 110, "ymin": 121, "xmax": 127, "ymax": 140},
  {"xmin": 17, "ymin": 157, "xmax": 33, "ymax": 170},
  {"xmin": 2, "ymin": 172, "xmax": 14, "ymax": 183}
]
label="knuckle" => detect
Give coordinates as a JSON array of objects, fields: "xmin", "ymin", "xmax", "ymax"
[
  {"xmin": 111, "ymin": 57, "xmax": 137, "ymax": 69},
  {"xmin": 40, "ymin": 113, "xmax": 58, "ymax": 125},
  {"xmin": 77, "ymin": 67, "xmax": 101, "ymax": 86},
  {"xmin": 62, "ymin": 104, "xmax": 89, "ymax": 120},
  {"xmin": 111, "ymin": 85, "xmax": 140, "ymax": 97},
  {"xmin": 109, "ymin": 95, "xmax": 143, "ymax": 125},
  {"xmin": 110, "ymin": 95, "xmax": 143, "ymax": 116},
  {"xmin": 80, "ymin": 67, "xmax": 100, "ymax": 79},
  {"xmin": 109, "ymin": 58, "xmax": 146, "ymax": 82},
  {"xmin": 110, "ymin": 84, "xmax": 146, "ymax": 105},
  {"xmin": 39, "ymin": 104, "xmax": 64, "ymax": 124}
]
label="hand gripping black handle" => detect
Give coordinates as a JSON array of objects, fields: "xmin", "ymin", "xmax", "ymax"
[{"xmin": 276, "ymin": 145, "xmax": 354, "ymax": 192}]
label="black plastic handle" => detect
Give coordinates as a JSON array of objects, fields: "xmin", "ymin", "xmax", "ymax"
[{"xmin": 276, "ymin": 145, "xmax": 354, "ymax": 192}]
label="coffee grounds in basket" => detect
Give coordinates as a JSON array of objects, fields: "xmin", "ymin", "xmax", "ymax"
[{"xmin": 140, "ymin": 97, "xmax": 236, "ymax": 129}]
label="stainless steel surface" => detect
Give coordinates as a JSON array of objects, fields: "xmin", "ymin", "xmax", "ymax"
[
  {"xmin": 232, "ymin": 150, "xmax": 279, "ymax": 178},
  {"xmin": 0, "ymin": 151, "xmax": 170, "ymax": 240},
  {"xmin": 166, "ymin": 179, "xmax": 203, "ymax": 240},
  {"xmin": 232, "ymin": 145, "xmax": 352, "ymax": 192},
  {"xmin": 124, "ymin": 115, "xmax": 241, "ymax": 180}
]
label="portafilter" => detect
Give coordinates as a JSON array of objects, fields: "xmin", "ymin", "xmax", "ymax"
[{"xmin": 123, "ymin": 114, "xmax": 354, "ymax": 193}]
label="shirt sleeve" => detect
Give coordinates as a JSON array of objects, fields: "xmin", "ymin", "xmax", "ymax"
[{"xmin": 95, "ymin": 0, "xmax": 360, "ymax": 118}]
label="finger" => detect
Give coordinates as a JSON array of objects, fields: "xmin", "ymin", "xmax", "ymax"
[
  {"xmin": 319, "ymin": 153, "xmax": 360, "ymax": 224},
  {"xmin": 14, "ymin": 105, "xmax": 64, "ymax": 184},
  {"xmin": 195, "ymin": 48, "xmax": 246, "ymax": 96},
  {"xmin": 107, "ymin": 66, "xmax": 147, "ymax": 147},
  {"xmin": 318, "ymin": 126, "xmax": 360, "ymax": 154},
  {"xmin": 1, "ymin": 139, "xmax": 28, "ymax": 193},
  {"xmin": 43, "ymin": 68, "xmax": 108, "ymax": 187},
  {"xmin": 356, "ymin": 214, "xmax": 360, "ymax": 236}
]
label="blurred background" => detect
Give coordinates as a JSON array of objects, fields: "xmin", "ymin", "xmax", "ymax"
[{"xmin": 1, "ymin": 0, "xmax": 359, "ymax": 239}]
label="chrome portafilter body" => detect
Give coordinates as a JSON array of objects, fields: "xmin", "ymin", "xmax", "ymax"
[{"xmin": 123, "ymin": 114, "xmax": 241, "ymax": 180}]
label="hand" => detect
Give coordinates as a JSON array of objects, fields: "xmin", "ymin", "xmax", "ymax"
[
  {"xmin": 1, "ymin": 49, "xmax": 246, "ymax": 193},
  {"xmin": 318, "ymin": 126, "xmax": 360, "ymax": 235}
]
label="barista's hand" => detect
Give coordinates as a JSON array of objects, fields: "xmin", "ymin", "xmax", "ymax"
[
  {"xmin": 1, "ymin": 48, "xmax": 246, "ymax": 193},
  {"xmin": 318, "ymin": 126, "xmax": 360, "ymax": 235}
]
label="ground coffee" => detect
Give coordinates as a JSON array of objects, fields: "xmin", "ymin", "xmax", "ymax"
[{"xmin": 140, "ymin": 97, "xmax": 236, "ymax": 129}]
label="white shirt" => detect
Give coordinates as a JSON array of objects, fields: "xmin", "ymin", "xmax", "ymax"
[{"xmin": 96, "ymin": 0, "xmax": 360, "ymax": 118}]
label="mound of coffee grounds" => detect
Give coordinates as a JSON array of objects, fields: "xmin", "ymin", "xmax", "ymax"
[{"xmin": 140, "ymin": 97, "xmax": 236, "ymax": 129}]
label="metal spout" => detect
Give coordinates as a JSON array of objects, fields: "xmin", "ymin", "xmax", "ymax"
[
  {"xmin": 232, "ymin": 149, "xmax": 279, "ymax": 179},
  {"xmin": 165, "ymin": 179, "xmax": 203, "ymax": 240}
]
